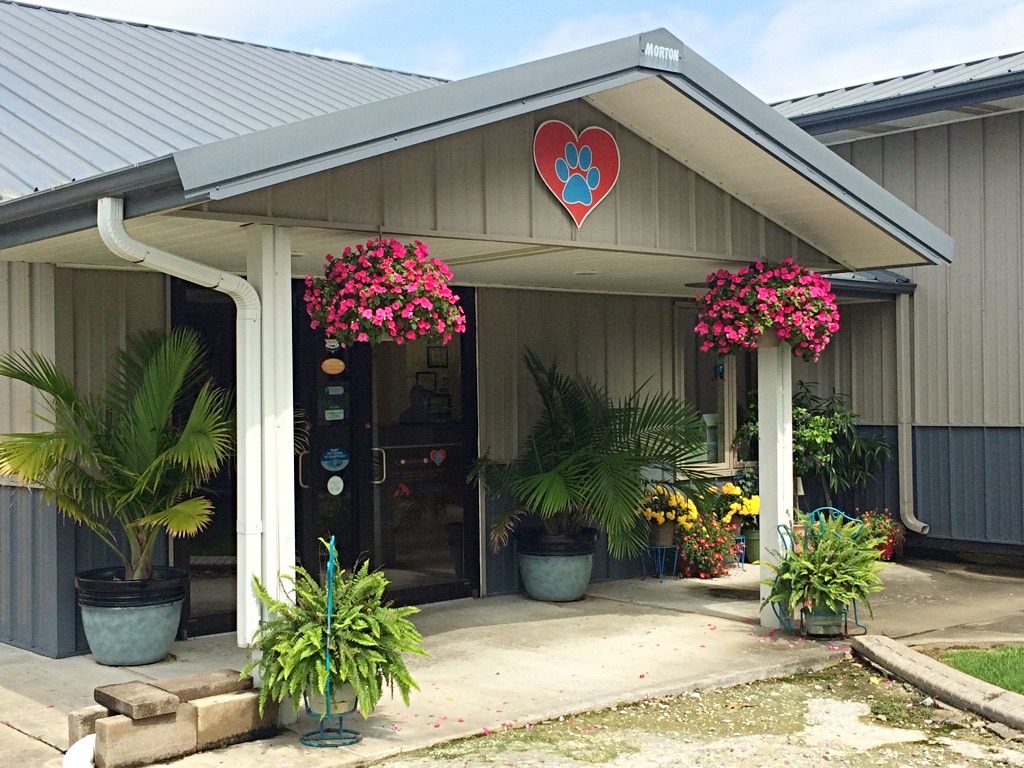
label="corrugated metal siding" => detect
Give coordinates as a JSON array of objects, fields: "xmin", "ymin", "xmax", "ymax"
[
  {"xmin": 205, "ymin": 102, "xmax": 829, "ymax": 262},
  {"xmin": 0, "ymin": 485, "xmax": 79, "ymax": 657},
  {"xmin": 0, "ymin": 1, "xmax": 442, "ymax": 197},
  {"xmin": 54, "ymin": 268, "xmax": 168, "ymax": 395},
  {"xmin": 914, "ymin": 427, "xmax": 1024, "ymax": 544},
  {"xmin": 792, "ymin": 301, "xmax": 898, "ymax": 426},
  {"xmin": 831, "ymin": 112, "xmax": 1024, "ymax": 427},
  {"xmin": 0, "ymin": 262, "xmax": 55, "ymax": 432},
  {"xmin": 477, "ymin": 288, "xmax": 677, "ymax": 594}
]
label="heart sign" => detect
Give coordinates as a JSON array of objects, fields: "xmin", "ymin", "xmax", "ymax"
[
  {"xmin": 430, "ymin": 449, "xmax": 447, "ymax": 466},
  {"xmin": 534, "ymin": 120, "xmax": 620, "ymax": 228}
]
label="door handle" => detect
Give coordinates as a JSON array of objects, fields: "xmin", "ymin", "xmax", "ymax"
[
  {"xmin": 372, "ymin": 446, "xmax": 387, "ymax": 485},
  {"xmin": 296, "ymin": 450, "xmax": 310, "ymax": 489}
]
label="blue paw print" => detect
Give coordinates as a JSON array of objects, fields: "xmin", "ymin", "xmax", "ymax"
[{"xmin": 555, "ymin": 142, "xmax": 600, "ymax": 205}]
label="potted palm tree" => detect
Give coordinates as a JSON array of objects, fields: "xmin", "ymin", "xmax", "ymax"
[
  {"xmin": 469, "ymin": 349, "xmax": 707, "ymax": 601},
  {"xmin": 0, "ymin": 328, "xmax": 232, "ymax": 665},
  {"xmin": 761, "ymin": 509, "xmax": 888, "ymax": 636}
]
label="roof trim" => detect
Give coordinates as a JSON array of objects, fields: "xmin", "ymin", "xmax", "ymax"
[
  {"xmin": 645, "ymin": 64, "xmax": 952, "ymax": 267},
  {"xmin": 829, "ymin": 269, "xmax": 916, "ymax": 297},
  {"xmin": 0, "ymin": 27, "xmax": 953, "ymax": 271},
  {"xmin": 0, "ymin": 157, "xmax": 186, "ymax": 249},
  {"xmin": 788, "ymin": 69, "xmax": 1024, "ymax": 135}
]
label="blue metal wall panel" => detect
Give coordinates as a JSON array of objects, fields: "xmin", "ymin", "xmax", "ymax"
[
  {"xmin": 914, "ymin": 426, "xmax": 1024, "ymax": 546},
  {"xmin": 0, "ymin": 485, "xmax": 78, "ymax": 657},
  {"xmin": 799, "ymin": 426, "xmax": 900, "ymax": 518},
  {"xmin": 0, "ymin": 484, "xmax": 141, "ymax": 657}
]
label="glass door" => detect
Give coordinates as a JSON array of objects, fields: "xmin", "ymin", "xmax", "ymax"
[{"xmin": 294, "ymin": 283, "xmax": 478, "ymax": 604}]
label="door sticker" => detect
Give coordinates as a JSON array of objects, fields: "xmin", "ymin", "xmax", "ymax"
[
  {"xmin": 321, "ymin": 358, "xmax": 346, "ymax": 375},
  {"xmin": 326, "ymin": 475, "xmax": 344, "ymax": 496},
  {"xmin": 324, "ymin": 339, "xmax": 340, "ymax": 351},
  {"xmin": 430, "ymin": 449, "xmax": 447, "ymax": 466},
  {"xmin": 320, "ymin": 447, "xmax": 350, "ymax": 472},
  {"xmin": 325, "ymin": 385, "xmax": 346, "ymax": 396},
  {"xmin": 324, "ymin": 407, "xmax": 346, "ymax": 421}
]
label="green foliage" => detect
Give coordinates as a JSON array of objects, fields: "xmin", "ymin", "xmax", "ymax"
[
  {"xmin": 469, "ymin": 349, "xmax": 708, "ymax": 560},
  {"xmin": 0, "ymin": 328, "xmax": 232, "ymax": 580},
  {"xmin": 938, "ymin": 646, "xmax": 1024, "ymax": 695},
  {"xmin": 734, "ymin": 382, "xmax": 892, "ymax": 502},
  {"xmin": 243, "ymin": 540, "xmax": 427, "ymax": 718},
  {"xmin": 761, "ymin": 511, "xmax": 888, "ymax": 617}
]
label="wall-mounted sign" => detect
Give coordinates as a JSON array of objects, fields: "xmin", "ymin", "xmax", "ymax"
[
  {"xmin": 320, "ymin": 447, "xmax": 350, "ymax": 472},
  {"xmin": 534, "ymin": 120, "xmax": 620, "ymax": 228},
  {"xmin": 321, "ymin": 358, "xmax": 346, "ymax": 375},
  {"xmin": 327, "ymin": 475, "xmax": 344, "ymax": 496}
]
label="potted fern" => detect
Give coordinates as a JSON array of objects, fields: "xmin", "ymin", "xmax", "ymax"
[
  {"xmin": 244, "ymin": 538, "xmax": 427, "ymax": 720},
  {"xmin": 761, "ymin": 509, "xmax": 888, "ymax": 636}
]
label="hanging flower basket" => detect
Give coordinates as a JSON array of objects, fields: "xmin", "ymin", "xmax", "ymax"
[
  {"xmin": 303, "ymin": 237, "xmax": 467, "ymax": 348},
  {"xmin": 695, "ymin": 258, "xmax": 839, "ymax": 363}
]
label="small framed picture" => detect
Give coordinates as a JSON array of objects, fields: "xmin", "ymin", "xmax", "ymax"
[
  {"xmin": 426, "ymin": 346, "xmax": 448, "ymax": 368},
  {"xmin": 416, "ymin": 371, "xmax": 437, "ymax": 390}
]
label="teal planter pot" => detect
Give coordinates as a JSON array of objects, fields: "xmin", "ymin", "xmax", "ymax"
[
  {"xmin": 515, "ymin": 528, "xmax": 598, "ymax": 602},
  {"xmin": 75, "ymin": 567, "xmax": 188, "ymax": 665}
]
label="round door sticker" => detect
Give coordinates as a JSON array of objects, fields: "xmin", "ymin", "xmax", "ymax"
[
  {"xmin": 321, "ymin": 358, "xmax": 346, "ymax": 375},
  {"xmin": 326, "ymin": 475, "xmax": 344, "ymax": 496},
  {"xmin": 320, "ymin": 447, "xmax": 350, "ymax": 472}
]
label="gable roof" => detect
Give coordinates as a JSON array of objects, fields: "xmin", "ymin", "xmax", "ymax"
[
  {"xmin": 0, "ymin": 0, "xmax": 442, "ymax": 200},
  {"xmin": 776, "ymin": 49, "xmax": 1024, "ymax": 143},
  {"xmin": 0, "ymin": 15, "xmax": 953, "ymax": 274}
]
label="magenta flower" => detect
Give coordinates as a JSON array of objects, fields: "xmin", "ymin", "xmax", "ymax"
[
  {"xmin": 694, "ymin": 258, "xmax": 838, "ymax": 363},
  {"xmin": 303, "ymin": 237, "xmax": 467, "ymax": 348}
]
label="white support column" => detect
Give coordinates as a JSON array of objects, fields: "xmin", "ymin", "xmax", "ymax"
[
  {"xmin": 246, "ymin": 225, "xmax": 296, "ymax": 604},
  {"xmin": 757, "ymin": 336, "xmax": 793, "ymax": 629}
]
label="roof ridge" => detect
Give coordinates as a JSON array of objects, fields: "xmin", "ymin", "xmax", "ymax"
[{"xmin": 3, "ymin": 0, "xmax": 447, "ymax": 84}]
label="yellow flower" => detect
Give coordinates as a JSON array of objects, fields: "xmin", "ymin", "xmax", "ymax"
[{"xmin": 721, "ymin": 482, "xmax": 742, "ymax": 496}]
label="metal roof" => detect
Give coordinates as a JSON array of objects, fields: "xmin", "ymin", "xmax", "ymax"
[
  {"xmin": 829, "ymin": 269, "xmax": 915, "ymax": 297},
  {"xmin": 0, "ymin": 0, "xmax": 443, "ymax": 200},
  {"xmin": 0, "ymin": 23, "xmax": 954, "ymax": 276},
  {"xmin": 775, "ymin": 50, "xmax": 1024, "ymax": 140}
]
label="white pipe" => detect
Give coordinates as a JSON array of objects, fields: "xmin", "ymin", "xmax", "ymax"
[
  {"xmin": 97, "ymin": 197, "xmax": 265, "ymax": 646},
  {"xmin": 895, "ymin": 293, "xmax": 929, "ymax": 534}
]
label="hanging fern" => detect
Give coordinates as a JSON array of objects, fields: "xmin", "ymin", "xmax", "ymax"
[{"xmin": 243, "ymin": 539, "xmax": 426, "ymax": 718}]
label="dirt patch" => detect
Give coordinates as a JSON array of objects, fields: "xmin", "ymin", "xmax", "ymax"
[{"xmin": 375, "ymin": 659, "xmax": 1024, "ymax": 767}]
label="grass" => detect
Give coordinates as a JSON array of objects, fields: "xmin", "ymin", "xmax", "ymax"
[{"xmin": 939, "ymin": 645, "xmax": 1024, "ymax": 695}]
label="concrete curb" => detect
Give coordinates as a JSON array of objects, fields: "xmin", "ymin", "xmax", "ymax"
[{"xmin": 852, "ymin": 635, "xmax": 1024, "ymax": 731}]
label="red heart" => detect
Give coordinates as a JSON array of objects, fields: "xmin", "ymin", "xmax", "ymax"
[
  {"xmin": 534, "ymin": 120, "xmax": 620, "ymax": 228},
  {"xmin": 430, "ymin": 449, "xmax": 446, "ymax": 466}
]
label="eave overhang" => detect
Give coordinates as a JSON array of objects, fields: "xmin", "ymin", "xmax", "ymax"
[{"xmin": 0, "ymin": 29, "xmax": 953, "ymax": 273}]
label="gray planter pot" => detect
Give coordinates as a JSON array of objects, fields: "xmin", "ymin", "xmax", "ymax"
[
  {"xmin": 801, "ymin": 603, "xmax": 846, "ymax": 637},
  {"xmin": 515, "ymin": 528, "xmax": 598, "ymax": 602},
  {"xmin": 75, "ymin": 566, "xmax": 188, "ymax": 665}
]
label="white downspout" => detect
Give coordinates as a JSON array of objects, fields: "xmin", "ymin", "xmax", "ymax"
[
  {"xmin": 97, "ymin": 197, "xmax": 264, "ymax": 646},
  {"xmin": 896, "ymin": 293, "xmax": 929, "ymax": 534}
]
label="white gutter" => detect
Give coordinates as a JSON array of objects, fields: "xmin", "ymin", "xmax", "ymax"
[
  {"xmin": 97, "ymin": 197, "xmax": 264, "ymax": 646},
  {"xmin": 895, "ymin": 293, "xmax": 929, "ymax": 534}
]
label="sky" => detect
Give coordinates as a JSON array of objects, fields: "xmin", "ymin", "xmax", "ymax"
[{"xmin": 25, "ymin": 0, "xmax": 1024, "ymax": 102}]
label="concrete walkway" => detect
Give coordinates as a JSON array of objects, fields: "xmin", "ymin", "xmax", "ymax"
[{"xmin": 0, "ymin": 559, "xmax": 1021, "ymax": 767}]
